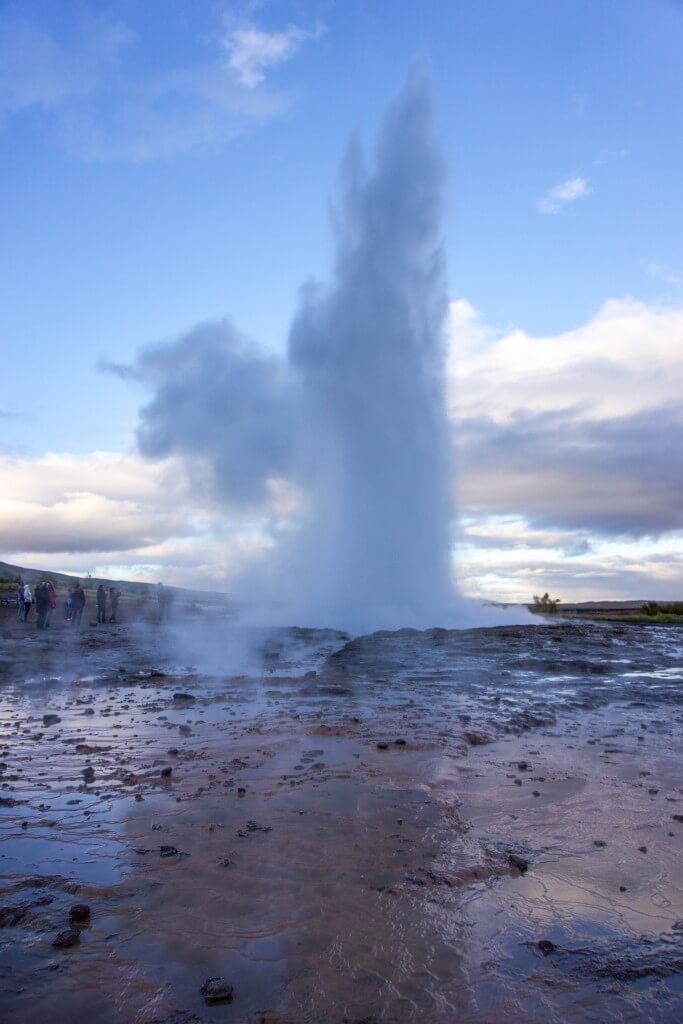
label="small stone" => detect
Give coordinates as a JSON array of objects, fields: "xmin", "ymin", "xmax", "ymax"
[
  {"xmin": 221, "ymin": 858, "xmax": 232, "ymax": 868},
  {"xmin": 672, "ymin": 815, "xmax": 683, "ymax": 823},
  {"xmin": 593, "ymin": 840, "xmax": 607, "ymax": 847},
  {"xmin": 83, "ymin": 708, "xmax": 95, "ymax": 716},
  {"xmin": 619, "ymin": 885, "xmax": 627, "ymax": 892},
  {"xmin": 394, "ymin": 738, "xmax": 407, "ymax": 746},
  {"xmin": 201, "ymin": 977, "xmax": 233, "ymax": 1004},
  {"xmin": 42, "ymin": 714, "xmax": 61, "ymax": 727},
  {"xmin": 69, "ymin": 903, "xmax": 91, "ymax": 922},
  {"xmin": 160, "ymin": 845, "xmax": 179, "ymax": 857},
  {"xmin": 237, "ymin": 787, "xmax": 246, "ymax": 796},
  {"xmin": 160, "ymin": 767, "xmax": 172, "ymax": 778},
  {"xmin": 173, "ymin": 693, "xmax": 195, "ymax": 702},
  {"xmin": 53, "ymin": 928, "xmax": 80, "ymax": 949},
  {"xmin": 82, "ymin": 766, "xmax": 95, "ymax": 783},
  {"xmin": 376, "ymin": 742, "xmax": 389, "ymax": 750},
  {"xmin": 537, "ymin": 939, "xmax": 555, "ymax": 955},
  {"xmin": 464, "ymin": 730, "xmax": 491, "ymax": 746},
  {"xmin": 508, "ymin": 853, "xmax": 528, "ymax": 873},
  {"xmin": 638, "ymin": 845, "xmax": 648, "ymax": 853},
  {"xmin": 518, "ymin": 761, "xmax": 529, "ymax": 771},
  {"xmin": 168, "ymin": 748, "xmax": 179, "ymax": 756}
]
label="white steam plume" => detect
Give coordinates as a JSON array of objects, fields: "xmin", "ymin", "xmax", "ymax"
[{"xmin": 125, "ymin": 71, "xmax": 474, "ymax": 631}]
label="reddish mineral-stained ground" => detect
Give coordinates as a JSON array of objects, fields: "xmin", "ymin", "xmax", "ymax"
[{"xmin": 1, "ymin": 609, "xmax": 682, "ymax": 1022}]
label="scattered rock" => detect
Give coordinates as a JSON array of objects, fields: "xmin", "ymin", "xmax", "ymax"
[
  {"xmin": 160, "ymin": 845, "xmax": 179, "ymax": 857},
  {"xmin": 638, "ymin": 845, "xmax": 648, "ymax": 854},
  {"xmin": 594, "ymin": 840, "xmax": 607, "ymax": 847},
  {"xmin": 394, "ymin": 738, "xmax": 407, "ymax": 746},
  {"xmin": 161, "ymin": 767, "xmax": 173, "ymax": 778},
  {"xmin": 53, "ymin": 928, "xmax": 80, "ymax": 949},
  {"xmin": 173, "ymin": 693, "xmax": 195, "ymax": 703},
  {"xmin": 464, "ymin": 730, "xmax": 491, "ymax": 746},
  {"xmin": 376, "ymin": 742, "xmax": 389, "ymax": 750},
  {"xmin": 42, "ymin": 714, "xmax": 61, "ymax": 727},
  {"xmin": 82, "ymin": 766, "xmax": 95, "ymax": 783},
  {"xmin": 69, "ymin": 903, "xmax": 91, "ymax": 922},
  {"xmin": 508, "ymin": 853, "xmax": 529, "ymax": 874},
  {"xmin": 201, "ymin": 977, "xmax": 233, "ymax": 1004},
  {"xmin": 0, "ymin": 904, "xmax": 29, "ymax": 927},
  {"xmin": 518, "ymin": 761, "xmax": 529, "ymax": 771},
  {"xmin": 537, "ymin": 939, "xmax": 555, "ymax": 955},
  {"xmin": 672, "ymin": 815, "xmax": 683, "ymax": 823}
]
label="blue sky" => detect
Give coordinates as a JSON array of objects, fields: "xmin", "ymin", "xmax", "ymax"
[{"xmin": 1, "ymin": 0, "xmax": 683, "ymax": 601}]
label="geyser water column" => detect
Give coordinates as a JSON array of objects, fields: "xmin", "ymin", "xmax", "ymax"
[
  {"xmin": 286, "ymin": 71, "xmax": 457, "ymax": 629},
  {"xmin": 131, "ymin": 72, "xmax": 461, "ymax": 631}
]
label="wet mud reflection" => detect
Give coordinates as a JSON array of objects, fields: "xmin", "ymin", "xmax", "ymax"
[{"xmin": 1, "ymin": 621, "xmax": 682, "ymax": 1021}]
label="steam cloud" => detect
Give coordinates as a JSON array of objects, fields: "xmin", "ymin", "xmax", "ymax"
[{"xmin": 127, "ymin": 72, "xmax": 466, "ymax": 631}]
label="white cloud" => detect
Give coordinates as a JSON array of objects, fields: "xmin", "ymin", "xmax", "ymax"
[
  {"xmin": 224, "ymin": 22, "xmax": 319, "ymax": 89},
  {"xmin": 448, "ymin": 297, "xmax": 683, "ymax": 423},
  {"xmin": 0, "ymin": 450, "xmax": 282, "ymax": 589},
  {"xmin": 447, "ymin": 297, "xmax": 683, "ymax": 599},
  {"xmin": 537, "ymin": 175, "xmax": 591, "ymax": 214},
  {"xmin": 0, "ymin": 10, "xmax": 317, "ymax": 160}
]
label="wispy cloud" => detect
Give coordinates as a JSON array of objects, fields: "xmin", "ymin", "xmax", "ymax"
[
  {"xmin": 537, "ymin": 175, "xmax": 591, "ymax": 214},
  {"xmin": 224, "ymin": 22, "xmax": 321, "ymax": 89},
  {"xmin": 0, "ymin": 10, "xmax": 319, "ymax": 160},
  {"xmin": 647, "ymin": 262, "xmax": 681, "ymax": 289}
]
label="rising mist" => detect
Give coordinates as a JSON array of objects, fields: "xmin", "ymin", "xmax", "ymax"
[{"xmin": 126, "ymin": 72, "xmax": 469, "ymax": 632}]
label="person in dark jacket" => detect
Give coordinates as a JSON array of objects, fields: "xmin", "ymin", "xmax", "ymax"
[
  {"xmin": 96, "ymin": 584, "xmax": 107, "ymax": 624},
  {"xmin": 35, "ymin": 581, "xmax": 49, "ymax": 629},
  {"xmin": 71, "ymin": 582, "xmax": 86, "ymax": 625},
  {"xmin": 45, "ymin": 580, "xmax": 57, "ymax": 627}
]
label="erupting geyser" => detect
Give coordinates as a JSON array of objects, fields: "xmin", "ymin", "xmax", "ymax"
[
  {"xmin": 131, "ymin": 71, "xmax": 465, "ymax": 631},
  {"xmin": 287, "ymin": 70, "xmax": 456, "ymax": 629}
]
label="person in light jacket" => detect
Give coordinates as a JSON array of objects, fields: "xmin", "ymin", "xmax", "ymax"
[{"xmin": 22, "ymin": 582, "xmax": 33, "ymax": 622}]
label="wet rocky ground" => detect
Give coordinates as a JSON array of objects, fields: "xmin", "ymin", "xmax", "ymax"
[{"xmin": 1, "ymin": 616, "xmax": 682, "ymax": 1022}]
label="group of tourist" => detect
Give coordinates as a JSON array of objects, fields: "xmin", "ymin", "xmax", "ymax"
[
  {"xmin": 14, "ymin": 580, "xmax": 121, "ymax": 627},
  {"xmin": 11, "ymin": 580, "xmax": 178, "ymax": 628},
  {"xmin": 15, "ymin": 579, "xmax": 57, "ymax": 627}
]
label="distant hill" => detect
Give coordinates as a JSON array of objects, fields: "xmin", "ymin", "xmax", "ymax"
[{"xmin": 0, "ymin": 559, "xmax": 231, "ymax": 606}]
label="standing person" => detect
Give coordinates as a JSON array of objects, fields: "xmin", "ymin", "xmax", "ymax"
[
  {"xmin": 64, "ymin": 586, "xmax": 73, "ymax": 621},
  {"xmin": 22, "ymin": 582, "xmax": 32, "ymax": 622},
  {"xmin": 35, "ymin": 581, "xmax": 49, "ymax": 629},
  {"xmin": 16, "ymin": 579, "xmax": 24, "ymax": 622},
  {"xmin": 96, "ymin": 584, "xmax": 107, "ymax": 624},
  {"xmin": 45, "ymin": 580, "xmax": 57, "ymax": 627},
  {"xmin": 109, "ymin": 587, "xmax": 120, "ymax": 622},
  {"xmin": 71, "ymin": 582, "xmax": 85, "ymax": 626}
]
